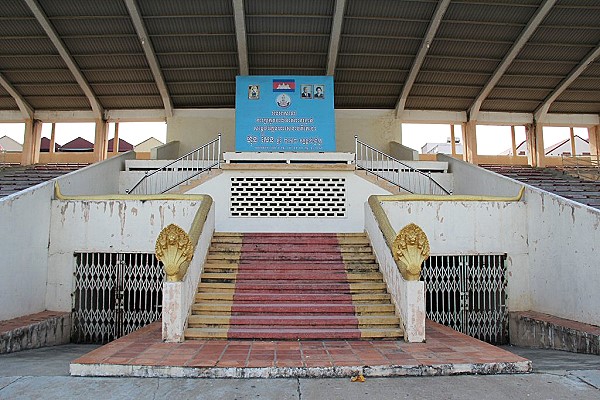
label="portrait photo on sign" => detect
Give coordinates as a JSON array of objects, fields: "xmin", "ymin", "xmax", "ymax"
[
  {"xmin": 300, "ymin": 84, "xmax": 313, "ymax": 99},
  {"xmin": 248, "ymin": 85, "xmax": 260, "ymax": 100},
  {"xmin": 314, "ymin": 85, "xmax": 324, "ymax": 99}
]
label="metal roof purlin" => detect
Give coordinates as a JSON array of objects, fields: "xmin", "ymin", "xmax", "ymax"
[
  {"xmin": 233, "ymin": 0, "xmax": 249, "ymax": 75},
  {"xmin": 0, "ymin": 72, "xmax": 34, "ymax": 119},
  {"xmin": 534, "ymin": 43, "xmax": 600, "ymax": 123},
  {"xmin": 395, "ymin": 0, "xmax": 450, "ymax": 118},
  {"xmin": 124, "ymin": 0, "xmax": 173, "ymax": 118},
  {"xmin": 467, "ymin": 0, "xmax": 557, "ymax": 122},
  {"xmin": 326, "ymin": 0, "xmax": 346, "ymax": 76},
  {"xmin": 23, "ymin": 0, "xmax": 104, "ymax": 119}
]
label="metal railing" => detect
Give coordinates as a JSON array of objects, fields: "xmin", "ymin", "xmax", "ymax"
[
  {"xmin": 355, "ymin": 136, "xmax": 451, "ymax": 195},
  {"xmin": 560, "ymin": 154, "xmax": 600, "ymax": 181},
  {"xmin": 127, "ymin": 135, "xmax": 221, "ymax": 195}
]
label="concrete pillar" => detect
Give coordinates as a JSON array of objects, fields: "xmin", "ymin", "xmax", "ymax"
[
  {"xmin": 569, "ymin": 127, "xmax": 576, "ymax": 157},
  {"xmin": 462, "ymin": 120, "xmax": 478, "ymax": 164},
  {"xmin": 49, "ymin": 123, "xmax": 56, "ymax": 154},
  {"xmin": 93, "ymin": 119, "xmax": 108, "ymax": 162},
  {"xmin": 588, "ymin": 125, "xmax": 600, "ymax": 161},
  {"xmin": 525, "ymin": 122, "xmax": 545, "ymax": 167},
  {"xmin": 112, "ymin": 122, "xmax": 120, "ymax": 156},
  {"xmin": 21, "ymin": 119, "xmax": 42, "ymax": 166},
  {"xmin": 450, "ymin": 125, "xmax": 457, "ymax": 156},
  {"xmin": 510, "ymin": 126, "xmax": 517, "ymax": 157}
]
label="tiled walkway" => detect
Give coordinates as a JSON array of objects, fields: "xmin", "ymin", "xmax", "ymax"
[{"xmin": 71, "ymin": 320, "xmax": 531, "ymax": 378}]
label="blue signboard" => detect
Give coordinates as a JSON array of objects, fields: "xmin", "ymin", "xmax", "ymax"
[{"xmin": 235, "ymin": 75, "xmax": 335, "ymax": 152}]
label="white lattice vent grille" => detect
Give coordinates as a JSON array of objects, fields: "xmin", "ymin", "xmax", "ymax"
[{"xmin": 231, "ymin": 177, "xmax": 346, "ymax": 217}]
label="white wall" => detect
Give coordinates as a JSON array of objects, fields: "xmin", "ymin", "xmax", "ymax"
[
  {"xmin": 185, "ymin": 170, "xmax": 391, "ymax": 233},
  {"xmin": 0, "ymin": 152, "xmax": 133, "ymax": 321},
  {"xmin": 47, "ymin": 199, "xmax": 203, "ymax": 312},
  {"xmin": 166, "ymin": 109, "xmax": 402, "ymax": 156},
  {"xmin": 379, "ymin": 200, "xmax": 531, "ymax": 311},
  {"xmin": 525, "ymin": 189, "xmax": 600, "ymax": 326}
]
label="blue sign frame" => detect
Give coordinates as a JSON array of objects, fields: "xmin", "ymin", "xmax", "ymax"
[{"xmin": 235, "ymin": 75, "xmax": 335, "ymax": 152}]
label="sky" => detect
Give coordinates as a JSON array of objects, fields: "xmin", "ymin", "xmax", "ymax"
[{"xmin": 0, "ymin": 121, "xmax": 589, "ymax": 155}]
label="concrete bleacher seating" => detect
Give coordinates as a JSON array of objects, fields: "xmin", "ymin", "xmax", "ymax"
[
  {"xmin": 0, "ymin": 163, "xmax": 87, "ymax": 197},
  {"xmin": 483, "ymin": 164, "xmax": 600, "ymax": 208}
]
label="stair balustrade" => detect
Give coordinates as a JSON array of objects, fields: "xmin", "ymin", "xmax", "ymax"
[
  {"xmin": 355, "ymin": 136, "xmax": 451, "ymax": 195},
  {"xmin": 127, "ymin": 135, "xmax": 221, "ymax": 195}
]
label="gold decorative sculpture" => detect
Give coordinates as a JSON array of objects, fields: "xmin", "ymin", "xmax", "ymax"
[
  {"xmin": 156, "ymin": 224, "xmax": 194, "ymax": 282},
  {"xmin": 391, "ymin": 223, "xmax": 430, "ymax": 281}
]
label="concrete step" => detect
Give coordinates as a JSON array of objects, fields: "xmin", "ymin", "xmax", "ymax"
[
  {"xmin": 195, "ymin": 292, "xmax": 391, "ymax": 303},
  {"xmin": 197, "ymin": 281, "xmax": 388, "ymax": 293},
  {"xmin": 188, "ymin": 315, "xmax": 400, "ymax": 328},
  {"xmin": 191, "ymin": 303, "xmax": 395, "ymax": 315},
  {"xmin": 203, "ymin": 263, "xmax": 380, "ymax": 273},
  {"xmin": 185, "ymin": 327, "xmax": 403, "ymax": 340},
  {"xmin": 199, "ymin": 272, "xmax": 383, "ymax": 282}
]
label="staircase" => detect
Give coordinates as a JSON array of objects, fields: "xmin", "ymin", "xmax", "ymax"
[{"xmin": 185, "ymin": 232, "xmax": 403, "ymax": 340}]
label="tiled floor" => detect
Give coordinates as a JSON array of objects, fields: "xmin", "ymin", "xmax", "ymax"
[{"xmin": 71, "ymin": 319, "xmax": 531, "ymax": 378}]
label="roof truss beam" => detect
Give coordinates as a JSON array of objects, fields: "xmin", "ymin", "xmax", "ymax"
[
  {"xmin": 395, "ymin": 0, "xmax": 450, "ymax": 117},
  {"xmin": 124, "ymin": 0, "xmax": 173, "ymax": 118},
  {"xmin": 468, "ymin": 0, "xmax": 557, "ymax": 121},
  {"xmin": 326, "ymin": 0, "xmax": 347, "ymax": 75},
  {"xmin": 23, "ymin": 0, "xmax": 104, "ymax": 119},
  {"xmin": 232, "ymin": 0, "xmax": 249, "ymax": 75},
  {"xmin": 534, "ymin": 44, "xmax": 600, "ymax": 123},
  {"xmin": 0, "ymin": 72, "xmax": 34, "ymax": 119}
]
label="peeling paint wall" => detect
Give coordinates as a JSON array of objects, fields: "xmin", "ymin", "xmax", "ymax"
[
  {"xmin": 46, "ymin": 200, "xmax": 203, "ymax": 312},
  {"xmin": 525, "ymin": 189, "xmax": 600, "ymax": 326},
  {"xmin": 379, "ymin": 200, "xmax": 531, "ymax": 312},
  {"xmin": 0, "ymin": 153, "xmax": 133, "ymax": 321}
]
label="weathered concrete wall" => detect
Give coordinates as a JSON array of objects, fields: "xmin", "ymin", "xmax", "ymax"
[
  {"xmin": 185, "ymin": 169, "xmax": 391, "ymax": 233},
  {"xmin": 166, "ymin": 109, "xmax": 402, "ymax": 156},
  {"xmin": 0, "ymin": 312, "xmax": 70, "ymax": 354},
  {"xmin": 47, "ymin": 199, "xmax": 203, "ymax": 312},
  {"xmin": 525, "ymin": 188, "xmax": 600, "ymax": 326},
  {"xmin": 379, "ymin": 200, "xmax": 531, "ymax": 312},
  {"xmin": 163, "ymin": 203, "xmax": 215, "ymax": 342},
  {"xmin": 439, "ymin": 154, "xmax": 522, "ymax": 197},
  {"xmin": 509, "ymin": 311, "xmax": 600, "ymax": 354},
  {"xmin": 389, "ymin": 141, "xmax": 418, "ymax": 161},
  {"xmin": 0, "ymin": 153, "xmax": 133, "ymax": 321}
]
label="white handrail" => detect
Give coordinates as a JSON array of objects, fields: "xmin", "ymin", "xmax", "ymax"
[
  {"xmin": 355, "ymin": 136, "xmax": 450, "ymax": 195},
  {"xmin": 127, "ymin": 135, "xmax": 221, "ymax": 195}
]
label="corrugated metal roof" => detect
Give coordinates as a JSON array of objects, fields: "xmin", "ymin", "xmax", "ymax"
[
  {"xmin": 0, "ymin": 0, "xmax": 598, "ymax": 113},
  {"xmin": 549, "ymin": 102, "xmax": 600, "ymax": 114},
  {"xmin": 245, "ymin": 0, "xmax": 334, "ymax": 16},
  {"xmin": 0, "ymin": 98, "xmax": 19, "ymax": 109},
  {"xmin": 246, "ymin": 17, "xmax": 331, "ymax": 35},
  {"xmin": 25, "ymin": 96, "xmax": 91, "ymax": 110}
]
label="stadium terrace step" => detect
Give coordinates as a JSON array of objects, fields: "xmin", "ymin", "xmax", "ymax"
[
  {"xmin": 0, "ymin": 163, "xmax": 87, "ymax": 197},
  {"xmin": 483, "ymin": 164, "xmax": 600, "ymax": 209},
  {"xmin": 185, "ymin": 232, "xmax": 403, "ymax": 340}
]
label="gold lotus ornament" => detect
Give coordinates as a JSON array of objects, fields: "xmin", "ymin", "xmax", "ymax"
[
  {"xmin": 391, "ymin": 223, "xmax": 430, "ymax": 281},
  {"xmin": 155, "ymin": 224, "xmax": 194, "ymax": 282}
]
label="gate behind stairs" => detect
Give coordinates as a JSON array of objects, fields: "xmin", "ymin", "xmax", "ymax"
[
  {"xmin": 421, "ymin": 254, "xmax": 508, "ymax": 344},
  {"xmin": 71, "ymin": 252, "xmax": 164, "ymax": 344}
]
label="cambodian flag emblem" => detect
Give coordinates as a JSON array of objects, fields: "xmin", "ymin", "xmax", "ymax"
[{"xmin": 272, "ymin": 79, "xmax": 295, "ymax": 92}]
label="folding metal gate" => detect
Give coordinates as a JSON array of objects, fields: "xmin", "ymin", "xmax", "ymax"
[
  {"xmin": 72, "ymin": 252, "xmax": 164, "ymax": 344},
  {"xmin": 421, "ymin": 254, "xmax": 508, "ymax": 344}
]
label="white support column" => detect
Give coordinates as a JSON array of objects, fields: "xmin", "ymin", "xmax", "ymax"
[
  {"xmin": 93, "ymin": 119, "xmax": 109, "ymax": 162},
  {"xmin": 21, "ymin": 119, "xmax": 42, "ymax": 166},
  {"xmin": 450, "ymin": 125, "xmax": 456, "ymax": 156},
  {"xmin": 526, "ymin": 122, "xmax": 545, "ymax": 167},
  {"xmin": 588, "ymin": 125, "xmax": 600, "ymax": 160},
  {"xmin": 511, "ymin": 125, "xmax": 517, "ymax": 157},
  {"xmin": 569, "ymin": 127, "xmax": 576, "ymax": 157},
  {"xmin": 112, "ymin": 122, "xmax": 120, "ymax": 155},
  {"xmin": 49, "ymin": 122, "xmax": 56, "ymax": 154},
  {"xmin": 462, "ymin": 120, "xmax": 478, "ymax": 164}
]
